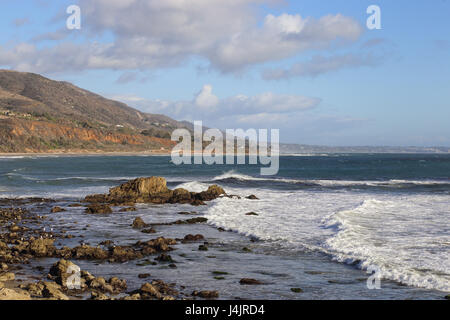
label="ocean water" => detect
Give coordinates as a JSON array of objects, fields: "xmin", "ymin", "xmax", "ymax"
[{"xmin": 0, "ymin": 154, "xmax": 449, "ymax": 299}]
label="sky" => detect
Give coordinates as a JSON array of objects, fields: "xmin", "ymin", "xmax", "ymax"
[{"xmin": 0, "ymin": 0, "xmax": 449, "ymax": 146}]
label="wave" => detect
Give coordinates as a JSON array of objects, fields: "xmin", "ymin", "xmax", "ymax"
[
  {"xmin": 323, "ymin": 198, "xmax": 450, "ymax": 292},
  {"xmin": 211, "ymin": 170, "xmax": 450, "ymax": 189}
]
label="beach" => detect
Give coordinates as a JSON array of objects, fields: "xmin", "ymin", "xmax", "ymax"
[{"xmin": 0, "ymin": 154, "xmax": 449, "ymax": 300}]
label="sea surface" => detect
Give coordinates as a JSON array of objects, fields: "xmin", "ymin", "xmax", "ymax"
[{"xmin": 0, "ymin": 154, "xmax": 449, "ymax": 299}]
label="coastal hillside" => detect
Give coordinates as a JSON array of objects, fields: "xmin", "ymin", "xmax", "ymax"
[{"xmin": 0, "ymin": 70, "xmax": 189, "ymax": 153}]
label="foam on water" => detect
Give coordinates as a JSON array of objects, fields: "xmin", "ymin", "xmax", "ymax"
[{"xmin": 201, "ymin": 185, "xmax": 450, "ymax": 292}]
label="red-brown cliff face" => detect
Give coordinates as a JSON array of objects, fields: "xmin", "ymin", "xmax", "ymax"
[{"xmin": 0, "ymin": 70, "xmax": 188, "ymax": 153}]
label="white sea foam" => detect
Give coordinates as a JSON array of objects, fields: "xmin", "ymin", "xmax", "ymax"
[
  {"xmin": 211, "ymin": 170, "xmax": 449, "ymax": 187},
  {"xmin": 204, "ymin": 186, "xmax": 450, "ymax": 292}
]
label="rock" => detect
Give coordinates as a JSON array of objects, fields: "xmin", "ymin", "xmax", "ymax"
[
  {"xmin": 0, "ymin": 273, "xmax": 15, "ymax": 282},
  {"xmin": 109, "ymin": 277, "xmax": 127, "ymax": 293},
  {"xmin": 71, "ymin": 244, "xmax": 109, "ymax": 260},
  {"xmin": 174, "ymin": 217, "xmax": 208, "ymax": 225},
  {"xmin": 198, "ymin": 245, "xmax": 208, "ymax": 251},
  {"xmin": 9, "ymin": 225, "xmax": 20, "ymax": 232},
  {"xmin": 85, "ymin": 204, "xmax": 112, "ymax": 214},
  {"xmin": 138, "ymin": 273, "xmax": 151, "ymax": 279},
  {"xmin": 110, "ymin": 246, "xmax": 142, "ymax": 262},
  {"xmin": 30, "ymin": 238, "xmax": 56, "ymax": 257},
  {"xmin": 291, "ymin": 288, "xmax": 303, "ymax": 293},
  {"xmin": 48, "ymin": 259, "xmax": 81, "ymax": 288},
  {"xmin": 246, "ymin": 195, "xmax": 259, "ymax": 200},
  {"xmin": 192, "ymin": 290, "xmax": 219, "ymax": 299},
  {"xmin": 41, "ymin": 281, "xmax": 69, "ymax": 300},
  {"xmin": 123, "ymin": 293, "xmax": 141, "ymax": 300},
  {"xmin": 239, "ymin": 278, "xmax": 264, "ymax": 285},
  {"xmin": 0, "ymin": 288, "xmax": 31, "ymax": 300},
  {"xmin": 141, "ymin": 228, "xmax": 156, "ymax": 234},
  {"xmin": 90, "ymin": 291, "xmax": 110, "ymax": 300},
  {"xmin": 0, "ymin": 263, "xmax": 7, "ymax": 271},
  {"xmin": 155, "ymin": 253, "xmax": 174, "ymax": 263},
  {"xmin": 21, "ymin": 282, "xmax": 44, "ymax": 297},
  {"xmin": 88, "ymin": 277, "xmax": 113, "ymax": 294},
  {"xmin": 139, "ymin": 283, "xmax": 163, "ymax": 299},
  {"xmin": 110, "ymin": 177, "xmax": 170, "ymax": 198},
  {"xmin": 119, "ymin": 207, "xmax": 137, "ymax": 212},
  {"xmin": 169, "ymin": 188, "xmax": 192, "ymax": 203},
  {"xmin": 51, "ymin": 206, "xmax": 66, "ymax": 213},
  {"xmin": 182, "ymin": 234, "xmax": 205, "ymax": 242},
  {"xmin": 132, "ymin": 217, "xmax": 148, "ymax": 229},
  {"xmin": 245, "ymin": 212, "xmax": 259, "ymax": 216},
  {"xmin": 84, "ymin": 177, "xmax": 226, "ymax": 206}
]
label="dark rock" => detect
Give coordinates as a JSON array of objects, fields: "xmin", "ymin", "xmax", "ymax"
[
  {"xmin": 239, "ymin": 278, "xmax": 264, "ymax": 285},
  {"xmin": 132, "ymin": 217, "xmax": 148, "ymax": 229},
  {"xmin": 198, "ymin": 245, "xmax": 208, "ymax": 251},
  {"xmin": 246, "ymin": 195, "xmax": 259, "ymax": 200},
  {"xmin": 245, "ymin": 212, "xmax": 259, "ymax": 216},
  {"xmin": 182, "ymin": 234, "xmax": 205, "ymax": 243},
  {"xmin": 291, "ymin": 288, "xmax": 303, "ymax": 293},
  {"xmin": 138, "ymin": 273, "xmax": 151, "ymax": 279},
  {"xmin": 141, "ymin": 228, "xmax": 156, "ymax": 234},
  {"xmin": 192, "ymin": 290, "xmax": 219, "ymax": 299},
  {"xmin": 85, "ymin": 204, "xmax": 112, "ymax": 214},
  {"xmin": 155, "ymin": 253, "xmax": 174, "ymax": 263},
  {"xmin": 51, "ymin": 206, "xmax": 66, "ymax": 213},
  {"xmin": 119, "ymin": 207, "xmax": 137, "ymax": 212}
]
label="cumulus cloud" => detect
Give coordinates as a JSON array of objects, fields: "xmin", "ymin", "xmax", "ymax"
[
  {"xmin": 262, "ymin": 53, "xmax": 381, "ymax": 80},
  {"xmin": 111, "ymin": 84, "xmax": 321, "ymax": 127},
  {"xmin": 0, "ymin": 0, "xmax": 364, "ymax": 75}
]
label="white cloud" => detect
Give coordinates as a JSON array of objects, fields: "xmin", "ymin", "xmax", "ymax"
[
  {"xmin": 113, "ymin": 84, "xmax": 321, "ymax": 127},
  {"xmin": 0, "ymin": 0, "xmax": 364, "ymax": 74},
  {"xmin": 263, "ymin": 53, "xmax": 381, "ymax": 80}
]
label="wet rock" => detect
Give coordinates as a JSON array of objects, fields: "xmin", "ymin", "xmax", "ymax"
[
  {"xmin": 68, "ymin": 203, "xmax": 83, "ymax": 208},
  {"xmin": 29, "ymin": 238, "xmax": 56, "ymax": 257},
  {"xmin": 122, "ymin": 293, "xmax": 141, "ymax": 300},
  {"xmin": 119, "ymin": 207, "xmax": 137, "ymax": 212},
  {"xmin": 245, "ymin": 212, "xmax": 259, "ymax": 216},
  {"xmin": 21, "ymin": 282, "xmax": 44, "ymax": 297},
  {"xmin": 0, "ymin": 272, "xmax": 15, "ymax": 282},
  {"xmin": 182, "ymin": 234, "xmax": 205, "ymax": 243},
  {"xmin": 90, "ymin": 291, "xmax": 111, "ymax": 300},
  {"xmin": 169, "ymin": 188, "xmax": 192, "ymax": 203},
  {"xmin": 141, "ymin": 228, "xmax": 156, "ymax": 234},
  {"xmin": 0, "ymin": 263, "xmax": 8, "ymax": 271},
  {"xmin": 72, "ymin": 245, "xmax": 109, "ymax": 260},
  {"xmin": 291, "ymin": 288, "xmax": 303, "ymax": 293},
  {"xmin": 41, "ymin": 281, "xmax": 69, "ymax": 300},
  {"xmin": 84, "ymin": 177, "xmax": 226, "ymax": 206},
  {"xmin": 51, "ymin": 206, "xmax": 66, "ymax": 213},
  {"xmin": 110, "ymin": 246, "xmax": 142, "ymax": 262},
  {"xmin": 109, "ymin": 277, "xmax": 127, "ymax": 293},
  {"xmin": 198, "ymin": 245, "xmax": 208, "ymax": 251},
  {"xmin": 48, "ymin": 259, "xmax": 81, "ymax": 288},
  {"xmin": 139, "ymin": 283, "xmax": 163, "ymax": 299},
  {"xmin": 155, "ymin": 253, "xmax": 174, "ymax": 263},
  {"xmin": 138, "ymin": 273, "xmax": 151, "ymax": 279},
  {"xmin": 132, "ymin": 217, "xmax": 148, "ymax": 229},
  {"xmin": 246, "ymin": 195, "xmax": 259, "ymax": 200},
  {"xmin": 0, "ymin": 288, "xmax": 31, "ymax": 300},
  {"xmin": 239, "ymin": 278, "xmax": 264, "ymax": 285},
  {"xmin": 85, "ymin": 204, "xmax": 112, "ymax": 214},
  {"xmin": 192, "ymin": 290, "xmax": 219, "ymax": 299}
]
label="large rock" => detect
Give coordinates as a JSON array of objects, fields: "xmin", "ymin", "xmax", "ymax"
[
  {"xmin": 29, "ymin": 238, "xmax": 56, "ymax": 257},
  {"xmin": 41, "ymin": 282, "xmax": 69, "ymax": 300},
  {"xmin": 84, "ymin": 176, "xmax": 226, "ymax": 206},
  {"xmin": 110, "ymin": 177, "xmax": 170, "ymax": 198},
  {"xmin": 0, "ymin": 288, "xmax": 31, "ymax": 300},
  {"xmin": 48, "ymin": 259, "xmax": 81, "ymax": 288}
]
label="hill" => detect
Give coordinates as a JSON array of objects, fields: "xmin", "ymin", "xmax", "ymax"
[{"xmin": 0, "ymin": 70, "xmax": 189, "ymax": 153}]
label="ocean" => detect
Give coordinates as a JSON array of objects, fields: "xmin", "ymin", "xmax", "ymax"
[{"xmin": 0, "ymin": 154, "xmax": 449, "ymax": 299}]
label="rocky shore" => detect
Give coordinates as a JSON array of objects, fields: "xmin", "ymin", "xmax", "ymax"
[{"xmin": 0, "ymin": 177, "xmax": 235, "ymax": 300}]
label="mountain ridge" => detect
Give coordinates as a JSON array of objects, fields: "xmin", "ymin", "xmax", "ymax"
[{"xmin": 0, "ymin": 70, "xmax": 189, "ymax": 153}]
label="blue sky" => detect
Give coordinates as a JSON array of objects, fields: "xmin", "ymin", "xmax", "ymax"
[{"xmin": 0, "ymin": 0, "xmax": 449, "ymax": 146}]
